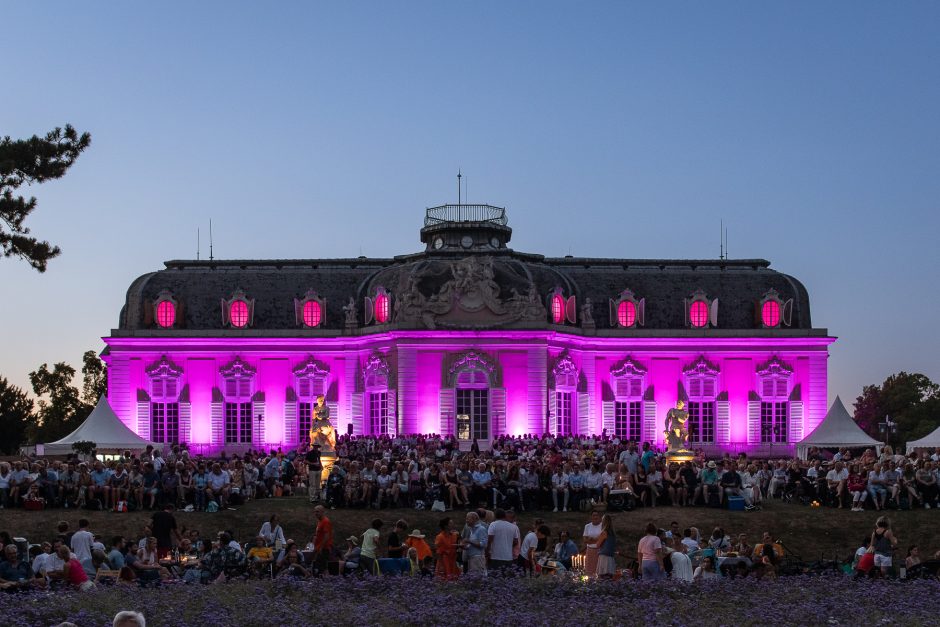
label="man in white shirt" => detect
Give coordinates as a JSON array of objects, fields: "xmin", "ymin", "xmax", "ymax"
[
  {"xmin": 551, "ymin": 468, "xmax": 569, "ymax": 512},
  {"xmin": 70, "ymin": 518, "xmax": 94, "ymax": 563},
  {"xmin": 207, "ymin": 463, "xmax": 231, "ymax": 508},
  {"xmin": 826, "ymin": 461, "xmax": 849, "ymax": 508},
  {"xmin": 486, "ymin": 509, "xmax": 519, "ymax": 575},
  {"xmin": 601, "ymin": 463, "xmax": 617, "ymax": 503}
]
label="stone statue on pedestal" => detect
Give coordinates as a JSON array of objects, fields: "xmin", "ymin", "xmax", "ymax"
[{"xmin": 664, "ymin": 400, "xmax": 693, "ymax": 461}]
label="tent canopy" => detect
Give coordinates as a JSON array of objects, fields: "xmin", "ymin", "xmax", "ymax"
[
  {"xmin": 796, "ymin": 396, "xmax": 883, "ymax": 459},
  {"xmin": 906, "ymin": 424, "xmax": 940, "ymax": 454},
  {"xmin": 40, "ymin": 396, "xmax": 155, "ymax": 455}
]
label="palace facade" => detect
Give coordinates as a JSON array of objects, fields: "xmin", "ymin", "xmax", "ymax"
[{"xmin": 104, "ymin": 204, "xmax": 834, "ymax": 455}]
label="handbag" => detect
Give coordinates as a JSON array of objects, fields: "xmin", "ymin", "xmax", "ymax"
[{"xmin": 431, "ymin": 500, "xmax": 446, "ymax": 512}]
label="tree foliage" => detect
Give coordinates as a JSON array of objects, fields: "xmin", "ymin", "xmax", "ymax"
[
  {"xmin": 28, "ymin": 361, "xmax": 85, "ymax": 443},
  {"xmin": 853, "ymin": 372, "xmax": 940, "ymax": 446},
  {"xmin": 0, "ymin": 377, "xmax": 33, "ymax": 454},
  {"xmin": 81, "ymin": 349, "xmax": 108, "ymax": 405},
  {"xmin": 0, "ymin": 124, "xmax": 91, "ymax": 272}
]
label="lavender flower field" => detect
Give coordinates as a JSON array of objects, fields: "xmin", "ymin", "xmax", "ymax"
[{"xmin": 4, "ymin": 576, "xmax": 937, "ymax": 627}]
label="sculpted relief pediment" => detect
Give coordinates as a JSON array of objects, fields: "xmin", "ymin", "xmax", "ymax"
[{"xmin": 394, "ymin": 256, "xmax": 546, "ymax": 329}]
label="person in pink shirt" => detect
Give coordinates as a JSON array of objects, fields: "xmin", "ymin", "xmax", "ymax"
[
  {"xmin": 637, "ymin": 522, "xmax": 665, "ymax": 581},
  {"xmin": 58, "ymin": 545, "xmax": 94, "ymax": 591}
]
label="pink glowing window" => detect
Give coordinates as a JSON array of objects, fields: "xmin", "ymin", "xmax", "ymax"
[
  {"xmin": 156, "ymin": 300, "xmax": 175, "ymax": 328},
  {"xmin": 689, "ymin": 300, "xmax": 708, "ymax": 328},
  {"xmin": 551, "ymin": 295, "xmax": 564, "ymax": 324},
  {"xmin": 302, "ymin": 300, "xmax": 322, "ymax": 327},
  {"xmin": 375, "ymin": 293, "xmax": 390, "ymax": 324},
  {"xmin": 230, "ymin": 300, "xmax": 249, "ymax": 328},
  {"xmin": 761, "ymin": 300, "xmax": 781, "ymax": 327},
  {"xmin": 617, "ymin": 300, "xmax": 636, "ymax": 327}
]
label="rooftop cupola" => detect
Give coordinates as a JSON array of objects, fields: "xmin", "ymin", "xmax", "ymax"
[{"xmin": 420, "ymin": 203, "xmax": 513, "ymax": 253}]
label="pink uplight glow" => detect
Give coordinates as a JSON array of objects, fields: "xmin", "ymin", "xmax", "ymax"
[
  {"xmin": 617, "ymin": 300, "xmax": 636, "ymax": 327},
  {"xmin": 551, "ymin": 295, "xmax": 564, "ymax": 324},
  {"xmin": 375, "ymin": 294, "xmax": 390, "ymax": 324},
  {"xmin": 762, "ymin": 300, "xmax": 781, "ymax": 327},
  {"xmin": 689, "ymin": 301, "xmax": 708, "ymax": 328},
  {"xmin": 156, "ymin": 301, "xmax": 175, "ymax": 328},
  {"xmin": 230, "ymin": 301, "xmax": 249, "ymax": 328},
  {"xmin": 302, "ymin": 301, "xmax": 322, "ymax": 327}
]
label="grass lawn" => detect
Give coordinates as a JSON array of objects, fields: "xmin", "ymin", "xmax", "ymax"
[{"xmin": 4, "ymin": 497, "xmax": 939, "ymax": 564}]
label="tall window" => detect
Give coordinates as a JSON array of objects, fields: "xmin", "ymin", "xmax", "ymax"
[
  {"xmin": 456, "ymin": 388, "xmax": 489, "ymax": 440},
  {"xmin": 688, "ymin": 401, "xmax": 715, "ymax": 444},
  {"xmin": 369, "ymin": 391, "xmax": 389, "ymax": 435},
  {"xmin": 761, "ymin": 401, "xmax": 788, "ymax": 444},
  {"xmin": 615, "ymin": 400, "xmax": 641, "ymax": 441},
  {"xmin": 148, "ymin": 358, "xmax": 182, "ymax": 444},
  {"xmin": 555, "ymin": 391, "xmax": 573, "ymax": 435}
]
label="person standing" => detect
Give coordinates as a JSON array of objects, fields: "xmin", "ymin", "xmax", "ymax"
[
  {"xmin": 486, "ymin": 509, "xmax": 519, "ymax": 575},
  {"xmin": 70, "ymin": 519, "xmax": 94, "ymax": 563},
  {"xmin": 306, "ymin": 445, "xmax": 323, "ymax": 504},
  {"xmin": 637, "ymin": 522, "xmax": 665, "ymax": 581},
  {"xmin": 151, "ymin": 504, "xmax": 182, "ymax": 559},
  {"xmin": 312, "ymin": 505, "xmax": 333, "ymax": 574},
  {"xmin": 582, "ymin": 510, "xmax": 602, "ymax": 576},
  {"xmin": 461, "ymin": 512, "xmax": 487, "ymax": 574},
  {"xmin": 359, "ymin": 519, "xmax": 383, "ymax": 575},
  {"xmin": 434, "ymin": 517, "xmax": 459, "ymax": 580},
  {"xmin": 595, "ymin": 514, "xmax": 616, "ymax": 578},
  {"xmin": 871, "ymin": 516, "xmax": 898, "ymax": 577}
]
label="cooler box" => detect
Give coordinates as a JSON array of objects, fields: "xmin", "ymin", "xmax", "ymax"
[{"xmin": 727, "ymin": 496, "xmax": 746, "ymax": 511}]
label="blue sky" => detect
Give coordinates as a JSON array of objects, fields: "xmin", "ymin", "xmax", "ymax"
[{"xmin": 2, "ymin": 2, "xmax": 938, "ymax": 410}]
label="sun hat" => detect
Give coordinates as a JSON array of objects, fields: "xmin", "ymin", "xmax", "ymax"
[
  {"xmin": 707, "ymin": 461, "xmax": 717, "ymax": 469},
  {"xmin": 345, "ymin": 536, "xmax": 359, "ymax": 545},
  {"xmin": 408, "ymin": 530, "xmax": 425, "ymax": 539}
]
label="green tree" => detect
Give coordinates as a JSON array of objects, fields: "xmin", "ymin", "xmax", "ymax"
[
  {"xmin": 0, "ymin": 376, "xmax": 33, "ymax": 453},
  {"xmin": 28, "ymin": 361, "xmax": 84, "ymax": 443},
  {"xmin": 853, "ymin": 372, "xmax": 940, "ymax": 447},
  {"xmin": 1, "ymin": 124, "xmax": 91, "ymax": 272},
  {"xmin": 81, "ymin": 349, "xmax": 108, "ymax": 405}
]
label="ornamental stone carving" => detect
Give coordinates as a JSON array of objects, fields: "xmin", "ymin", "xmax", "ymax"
[{"xmin": 394, "ymin": 256, "xmax": 546, "ymax": 329}]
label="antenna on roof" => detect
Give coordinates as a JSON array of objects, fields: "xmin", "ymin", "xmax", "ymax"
[
  {"xmin": 209, "ymin": 219, "xmax": 214, "ymax": 261},
  {"xmin": 197, "ymin": 228, "xmax": 201, "ymax": 261},
  {"xmin": 457, "ymin": 169, "xmax": 462, "ymax": 205},
  {"xmin": 719, "ymin": 219, "xmax": 725, "ymax": 260},
  {"xmin": 725, "ymin": 225, "xmax": 729, "ymax": 259}
]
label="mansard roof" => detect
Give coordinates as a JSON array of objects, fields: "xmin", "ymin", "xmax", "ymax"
[{"xmin": 117, "ymin": 206, "xmax": 815, "ymax": 334}]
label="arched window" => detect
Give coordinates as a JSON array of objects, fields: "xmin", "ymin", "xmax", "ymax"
[
  {"xmin": 684, "ymin": 357, "xmax": 719, "ymax": 444},
  {"xmin": 547, "ymin": 287, "xmax": 575, "ymax": 325},
  {"xmin": 609, "ymin": 290, "xmax": 645, "ymax": 328},
  {"xmin": 448, "ymin": 350, "xmax": 497, "ymax": 441},
  {"xmin": 757, "ymin": 289, "xmax": 793, "ymax": 329},
  {"xmin": 610, "ymin": 358, "xmax": 646, "ymax": 441},
  {"xmin": 294, "ymin": 289, "xmax": 325, "ymax": 329},
  {"xmin": 222, "ymin": 290, "xmax": 255, "ymax": 329},
  {"xmin": 146, "ymin": 356, "xmax": 183, "ymax": 444},
  {"xmin": 365, "ymin": 287, "xmax": 392, "ymax": 325},
  {"xmin": 294, "ymin": 357, "xmax": 329, "ymax": 443},
  {"xmin": 220, "ymin": 357, "xmax": 255, "ymax": 444},
  {"xmin": 685, "ymin": 290, "xmax": 718, "ymax": 329},
  {"xmin": 758, "ymin": 357, "xmax": 792, "ymax": 443}
]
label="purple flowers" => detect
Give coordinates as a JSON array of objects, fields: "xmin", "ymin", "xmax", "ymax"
[{"xmin": 0, "ymin": 576, "xmax": 936, "ymax": 626}]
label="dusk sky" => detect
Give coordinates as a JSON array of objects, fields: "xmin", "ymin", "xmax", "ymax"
[{"xmin": 2, "ymin": 2, "xmax": 938, "ymax": 414}]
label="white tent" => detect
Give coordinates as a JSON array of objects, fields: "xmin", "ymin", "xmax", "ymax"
[
  {"xmin": 796, "ymin": 396, "xmax": 883, "ymax": 459},
  {"xmin": 40, "ymin": 396, "xmax": 155, "ymax": 455},
  {"xmin": 906, "ymin": 425, "xmax": 940, "ymax": 454}
]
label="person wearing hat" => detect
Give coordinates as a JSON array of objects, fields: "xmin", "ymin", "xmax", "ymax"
[
  {"xmin": 404, "ymin": 529, "xmax": 432, "ymax": 562},
  {"xmin": 340, "ymin": 536, "xmax": 360, "ymax": 574},
  {"xmin": 700, "ymin": 461, "xmax": 719, "ymax": 506}
]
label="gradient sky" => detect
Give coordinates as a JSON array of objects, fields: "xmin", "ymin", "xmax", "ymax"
[{"xmin": 2, "ymin": 2, "xmax": 938, "ymax": 413}]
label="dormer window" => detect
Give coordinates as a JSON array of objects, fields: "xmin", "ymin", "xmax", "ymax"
[
  {"xmin": 294, "ymin": 289, "xmax": 325, "ymax": 329},
  {"xmin": 153, "ymin": 290, "xmax": 178, "ymax": 329},
  {"xmin": 365, "ymin": 287, "xmax": 392, "ymax": 325},
  {"xmin": 609, "ymin": 290, "xmax": 645, "ymax": 328},
  {"xmin": 222, "ymin": 290, "xmax": 254, "ymax": 329},
  {"xmin": 685, "ymin": 290, "xmax": 718, "ymax": 329},
  {"xmin": 547, "ymin": 287, "xmax": 575, "ymax": 325},
  {"xmin": 757, "ymin": 289, "xmax": 793, "ymax": 329}
]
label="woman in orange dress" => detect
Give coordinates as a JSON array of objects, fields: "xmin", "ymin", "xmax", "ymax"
[{"xmin": 434, "ymin": 517, "xmax": 460, "ymax": 580}]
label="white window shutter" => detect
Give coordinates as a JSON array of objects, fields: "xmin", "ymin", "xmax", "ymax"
[
  {"xmin": 747, "ymin": 397, "xmax": 761, "ymax": 444},
  {"xmin": 608, "ymin": 299, "xmax": 617, "ymax": 327},
  {"xmin": 637, "ymin": 298, "xmax": 645, "ymax": 326},
  {"xmin": 439, "ymin": 389, "xmax": 455, "ymax": 436},
  {"xmin": 602, "ymin": 399, "xmax": 615, "ymax": 434},
  {"xmin": 386, "ymin": 389, "xmax": 397, "ymax": 437},
  {"xmin": 565, "ymin": 295, "xmax": 577, "ymax": 324},
  {"xmin": 364, "ymin": 296, "xmax": 374, "ymax": 325},
  {"xmin": 492, "ymin": 388, "xmax": 506, "ymax": 436},
  {"xmin": 710, "ymin": 298, "xmax": 719, "ymax": 327},
  {"xmin": 548, "ymin": 388, "xmax": 557, "ymax": 434},
  {"xmin": 351, "ymin": 392, "xmax": 363, "ymax": 436},
  {"xmin": 782, "ymin": 299, "xmax": 794, "ymax": 327}
]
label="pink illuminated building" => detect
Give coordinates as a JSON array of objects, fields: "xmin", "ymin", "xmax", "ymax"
[{"xmin": 104, "ymin": 204, "xmax": 834, "ymax": 455}]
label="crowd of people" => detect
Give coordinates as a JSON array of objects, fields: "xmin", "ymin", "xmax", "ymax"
[
  {"xmin": 4, "ymin": 502, "xmax": 940, "ymax": 594},
  {"xmin": 2, "ymin": 435, "xmax": 939, "ymax": 515}
]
